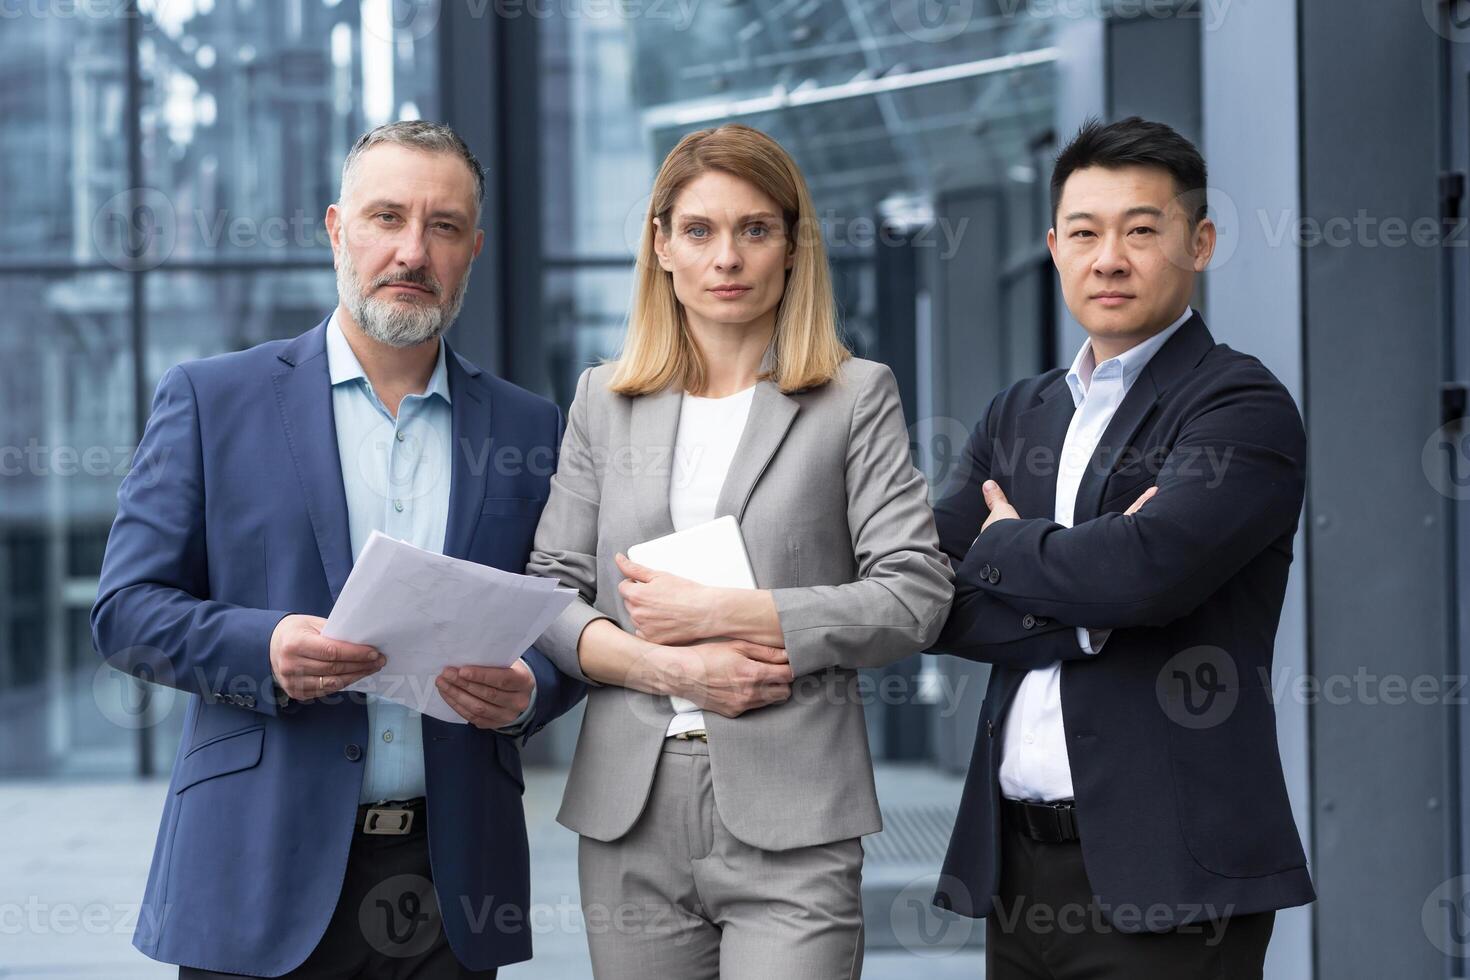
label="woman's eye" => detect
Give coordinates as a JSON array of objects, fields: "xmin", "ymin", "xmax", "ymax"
[
  {"xmin": 746, "ymin": 224, "xmax": 768, "ymax": 238},
  {"xmin": 684, "ymin": 225, "xmax": 708, "ymax": 239}
]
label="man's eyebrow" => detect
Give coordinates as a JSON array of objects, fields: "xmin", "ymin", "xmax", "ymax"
[
  {"xmin": 360, "ymin": 199, "xmax": 405, "ymax": 214},
  {"xmin": 1062, "ymin": 206, "xmax": 1166, "ymax": 222},
  {"xmin": 359, "ymin": 199, "xmax": 471, "ymax": 223}
]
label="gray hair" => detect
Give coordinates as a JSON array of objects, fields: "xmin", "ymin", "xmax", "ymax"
[{"xmin": 338, "ymin": 120, "xmax": 486, "ymax": 220}]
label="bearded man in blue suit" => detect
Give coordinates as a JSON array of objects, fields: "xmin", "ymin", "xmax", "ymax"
[{"xmin": 91, "ymin": 121, "xmax": 584, "ymax": 978}]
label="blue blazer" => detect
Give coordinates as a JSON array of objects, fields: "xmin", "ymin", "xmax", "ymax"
[{"xmin": 91, "ymin": 319, "xmax": 585, "ymax": 975}]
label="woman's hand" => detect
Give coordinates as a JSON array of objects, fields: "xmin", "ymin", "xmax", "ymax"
[
  {"xmin": 638, "ymin": 640, "xmax": 794, "ymax": 718},
  {"xmin": 615, "ymin": 553, "xmax": 720, "ymax": 645}
]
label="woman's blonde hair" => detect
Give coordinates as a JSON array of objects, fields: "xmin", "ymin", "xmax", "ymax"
[{"xmin": 609, "ymin": 124, "xmax": 850, "ymax": 396}]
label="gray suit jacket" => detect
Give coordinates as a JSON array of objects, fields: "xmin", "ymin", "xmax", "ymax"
[{"xmin": 527, "ymin": 356, "xmax": 954, "ymax": 851}]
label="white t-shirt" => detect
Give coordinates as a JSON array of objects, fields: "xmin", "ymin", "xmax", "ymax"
[{"xmin": 664, "ymin": 385, "xmax": 756, "ymax": 737}]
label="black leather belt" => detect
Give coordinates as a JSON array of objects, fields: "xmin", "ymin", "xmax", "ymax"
[
  {"xmin": 356, "ymin": 796, "xmax": 426, "ymax": 836},
  {"xmin": 1002, "ymin": 797, "xmax": 1081, "ymax": 843}
]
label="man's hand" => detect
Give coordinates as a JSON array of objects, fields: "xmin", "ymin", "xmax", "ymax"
[
  {"xmin": 1125, "ymin": 486, "xmax": 1158, "ymax": 515},
  {"xmin": 980, "ymin": 480, "xmax": 1158, "ymax": 536},
  {"xmin": 980, "ymin": 480, "xmax": 1021, "ymax": 534},
  {"xmin": 269, "ymin": 614, "xmax": 385, "ymax": 702},
  {"xmin": 615, "ymin": 552, "xmax": 718, "ymax": 645},
  {"xmin": 436, "ymin": 660, "xmax": 535, "ymax": 730},
  {"xmin": 638, "ymin": 640, "xmax": 793, "ymax": 719}
]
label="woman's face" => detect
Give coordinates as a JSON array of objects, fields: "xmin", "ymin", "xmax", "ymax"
[{"xmin": 653, "ymin": 170, "xmax": 795, "ymax": 335}]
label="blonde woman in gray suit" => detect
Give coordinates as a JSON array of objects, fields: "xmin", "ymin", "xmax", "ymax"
[{"xmin": 527, "ymin": 124, "xmax": 953, "ymax": 979}]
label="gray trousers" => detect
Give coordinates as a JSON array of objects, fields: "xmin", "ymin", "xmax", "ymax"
[{"xmin": 577, "ymin": 738, "xmax": 865, "ymax": 979}]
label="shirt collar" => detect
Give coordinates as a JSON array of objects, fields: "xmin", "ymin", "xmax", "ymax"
[
  {"xmin": 326, "ymin": 310, "xmax": 452, "ymax": 404},
  {"xmin": 1066, "ymin": 305, "xmax": 1193, "ymax": 406}
]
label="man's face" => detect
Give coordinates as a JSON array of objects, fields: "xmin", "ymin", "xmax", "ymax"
[
  {"xmin": 1047, "ymin": 164, "xmax": 1214, "ymax": 350},
  {"xmin": 326, "ymin": 143, "xmax": 484, "ymax": 348}
]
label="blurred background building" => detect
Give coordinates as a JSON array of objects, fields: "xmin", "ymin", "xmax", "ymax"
[{"xmin": 0, "ymin": 0, "xmax": 1464, "ymax": 977}]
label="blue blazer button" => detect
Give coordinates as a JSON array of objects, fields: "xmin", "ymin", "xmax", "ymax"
[{"xmin": 344, "ymin": 744, "xmax": 362, "ymax": 762}]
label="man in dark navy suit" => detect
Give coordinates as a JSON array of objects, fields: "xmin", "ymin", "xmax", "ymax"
[
  {"xmin": 930, "ymin": 117, "xmax": 1314, "ymax": 978},
  {"xmin": 92, "ymin": 121, "xmax": 584, "ymax": 978}
]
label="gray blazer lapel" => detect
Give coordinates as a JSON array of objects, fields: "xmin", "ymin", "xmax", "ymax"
[
  {"xmin": 630, "ymin": 385, "xmax": 682, "ymax": 541},
  {"xmin": 714, "ymin": 380, "xmax": 800, "ymax": 522}
]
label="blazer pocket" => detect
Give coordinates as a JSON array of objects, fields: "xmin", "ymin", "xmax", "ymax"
[
  {"xmin": 1166, "ymin": 686, "xmax": 1307, "ymax": 877},
  {"xmin": 174, "ymin": 725, "xmax": 264, "ymax": 794},
  {"xmin": 481, "ymin": 496, "xmax": 546, "ymax": 517}
]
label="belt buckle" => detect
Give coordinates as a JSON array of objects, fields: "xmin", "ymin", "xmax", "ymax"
[
  {"xmin": 672, "ymin": 729, "xmax": 708, "ymax": 742},
  {"xmin": 363, "ymin": 805, "xmax": 415, "ymax": 835}
]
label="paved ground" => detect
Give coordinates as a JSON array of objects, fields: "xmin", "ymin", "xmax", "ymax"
[{"xmin": 1, "ymin": 765, "xmax": 983, "ymax": 979}]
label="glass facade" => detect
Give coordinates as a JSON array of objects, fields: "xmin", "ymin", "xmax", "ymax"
[
  {"xmin": 1, "ymin": 0, "xmax": 1059, "ymax": 775},
  {"xmin": 0, "ymin": 0, "xmax": 436, "ymax": 775}
]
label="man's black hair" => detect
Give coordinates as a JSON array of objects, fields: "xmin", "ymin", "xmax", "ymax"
[{"xmin": 1050, "ymin": 116, "xmax": 1208, "ymax": 226}]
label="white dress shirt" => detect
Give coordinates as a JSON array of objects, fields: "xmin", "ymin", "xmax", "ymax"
[
  {"xmin": 998, "ymin": 307, "xmax": 1193, "ymax": 802},
  {"xmin": 664, "ymin": 385, "xmax": 757, "ymax": 738}
]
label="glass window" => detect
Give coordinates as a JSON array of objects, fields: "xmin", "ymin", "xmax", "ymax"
[{"xmin": 0, "ymin": 2, "xmax": 437, "ymax": 778}]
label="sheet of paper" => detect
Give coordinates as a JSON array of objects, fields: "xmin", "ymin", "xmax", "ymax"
[{"xmin": 325, "ymin": 530, "xmax": 577, "ymax": 724}]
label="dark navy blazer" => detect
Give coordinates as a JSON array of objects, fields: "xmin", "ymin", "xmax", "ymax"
[
  {"xmin": 91, "ymin": 319, "xmax": 585, "ymax": 975},
  {"xmin": 929, "ymin": 313, "xmax": 1315, "ymax": 929}
]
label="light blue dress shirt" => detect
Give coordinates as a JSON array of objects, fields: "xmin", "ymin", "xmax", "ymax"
[{"xmin": 326, "ymin": 312, "xmax": 532, "ymax": 805}]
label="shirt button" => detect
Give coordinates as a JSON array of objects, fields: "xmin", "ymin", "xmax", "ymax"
[
  {"xmin": 382, "ymin": 730, "xmax": 394, "ymax": 743},
  {"xmin": 1024, "ymin": 733, "xmax": 1035, "ymax": 744},
  {"xmin": 395, "ymin": 431, "xmax": 405, "ymax": 442},
  {"xmin": 393, "ymin": 499, "xmax": 404, "ymax": 512}
]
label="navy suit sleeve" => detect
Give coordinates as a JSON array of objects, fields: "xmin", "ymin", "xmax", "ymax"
[
  {"xmin": 516, "ymin": 402, "xmax": 587, "ymax": 744},
  {"xmin": 970, "ymin": 368, "xmax": 1306, "ymax": 630},
  {"xmin": 930, "ymin": 391, "xmax": 1094, "ymax": 670},
  {"xmin": 90, "ymin": 365, "xmax": 296, "ymax": 715}
]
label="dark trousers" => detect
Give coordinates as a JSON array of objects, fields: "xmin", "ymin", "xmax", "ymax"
[
  {"xmin": 986, "ymin": 822, "xmax": 1274, "ymax": 979},
  {"xmin": 180, "ymin": 803, "xmax": 496, "ymax": 980}
]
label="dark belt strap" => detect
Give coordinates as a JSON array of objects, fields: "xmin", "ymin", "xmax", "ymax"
[{"xmin": 1002, "ymin": 797, "xmax": 1081, "ymax": 843}]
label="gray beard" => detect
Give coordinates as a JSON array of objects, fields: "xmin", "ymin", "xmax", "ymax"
[{"xmin": 335, "ymin": 247, "xmax": 469, "ymax": 349}]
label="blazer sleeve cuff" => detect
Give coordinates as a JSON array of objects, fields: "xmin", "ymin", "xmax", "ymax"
[
  {"xmin": 537, "ymin": 599, "xmax": 610, "ymax": 687},
  {"xmin": 771, "ymin": 587, "xmax": 840, "ymax": 677}
]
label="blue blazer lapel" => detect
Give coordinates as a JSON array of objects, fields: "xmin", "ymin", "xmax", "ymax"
[
  {"xmin": 444, "ymin": 344, "xmax": 491, "ymax": 561},
  {"xmin": 271, "ymin": 318, "xmax": 354, "ymax": 602}
]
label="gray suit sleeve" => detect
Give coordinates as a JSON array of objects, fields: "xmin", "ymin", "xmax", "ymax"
[
  {"xmin": 527, "ymin": 366, "xmax": 612, "ymax": 685},
  {"xmin": 769, "ymin": 364, "xmax": 955, "ymax": 677}
]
